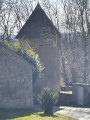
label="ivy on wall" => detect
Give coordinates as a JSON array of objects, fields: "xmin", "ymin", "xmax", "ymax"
[{"xmin": 4, "ymin": 40, "xmax": 44, "ymax": 85}]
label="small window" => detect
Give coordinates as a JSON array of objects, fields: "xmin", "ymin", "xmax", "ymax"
[{"xmin": 39, "ymin": 45, "xmax": 44, "ymax": 46}]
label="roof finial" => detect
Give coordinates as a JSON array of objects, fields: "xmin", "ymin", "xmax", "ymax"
[{"xmin": 36, "ymin": 2, "xmax": 41, "ymax": 9}]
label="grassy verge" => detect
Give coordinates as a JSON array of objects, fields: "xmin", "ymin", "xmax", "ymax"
[{"xmin": 0, "ymin": 109, "xmax": 75, "ymax": 120}]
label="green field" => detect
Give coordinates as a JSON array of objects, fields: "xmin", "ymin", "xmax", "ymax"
[{"xmin": 0, "ymin": 109, "xmax": 75, "ymax": 120}]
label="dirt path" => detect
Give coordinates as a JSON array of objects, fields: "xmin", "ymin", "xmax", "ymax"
[{"xmin": 54, "ymin": 106, "xmax": 90, "ymax": 120}]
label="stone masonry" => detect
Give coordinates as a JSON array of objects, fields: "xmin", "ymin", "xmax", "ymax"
[
  {"xmin": 0, "ymin": 42, "xmax": 34, "ymax": 109},
  {"xmin": 16, "ymin": 4, "xmax": 61, "ymax": 91}
]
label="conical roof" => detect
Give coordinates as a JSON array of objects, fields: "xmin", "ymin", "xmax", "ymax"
[{"xmin": 16, "ymin": 3, "xmax": 60, "ymax": 39}]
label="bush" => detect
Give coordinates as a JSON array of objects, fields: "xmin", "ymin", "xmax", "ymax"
[{"xmin": 38, "ymin": 88, "xmax": 59, "ymax": 115}]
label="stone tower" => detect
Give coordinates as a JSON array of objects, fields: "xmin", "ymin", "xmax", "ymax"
[{"xmin": 16, "ymin": 3, "xmax": 61, "ymax": 91}]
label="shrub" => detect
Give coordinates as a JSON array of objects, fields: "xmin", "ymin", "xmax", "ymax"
[{"xmin": 38, "ymin": 88, "xmax": 59, "ymax": 115}]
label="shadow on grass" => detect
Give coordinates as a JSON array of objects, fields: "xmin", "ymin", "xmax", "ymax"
[
  {"xmin": 0, "ymin": 108, "xmax": 37, "ymax": 120},
  {"xmin": 39, "ymin": 113, "xmax": 58, "ymax": 118}
]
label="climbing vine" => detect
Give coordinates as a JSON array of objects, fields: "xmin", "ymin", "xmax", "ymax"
[{"xmin": 4, "ymin": 40, "xmax": 44, "ymax": 85}]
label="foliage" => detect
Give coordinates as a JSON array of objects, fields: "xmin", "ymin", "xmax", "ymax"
[
  {"xmin": 4, "ymin": 40, "xmax": 44, "ymax": 72},
  {"xmin": 38, "ymin": 88, "xmax": 59, "ymax": 115},
  {"xmin": 0, "ymin": 109, "xmax": 75, "ymax": 120},
  {"xmin": 3, "ymin": 40, "xmax": 44, "ymax": 85}
]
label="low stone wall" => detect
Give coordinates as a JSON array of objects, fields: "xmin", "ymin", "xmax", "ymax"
[{"xmin": 57, "ymin": 93, "xmax": 73, "ymax": 106}]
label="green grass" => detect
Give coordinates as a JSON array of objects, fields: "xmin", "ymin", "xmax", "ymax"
[
  {"xmin": 60, "ymin": 91, "xmax": 72, "ymax": 94},
  {"xmin": 0, "ymin": 109, "xmax": 75, "ymax": 120}
]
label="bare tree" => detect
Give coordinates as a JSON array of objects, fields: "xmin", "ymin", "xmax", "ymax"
[
  {"xmin": 0, "ymin": 0, "xmax": 4, "ymax": 9},
  {"xmin": 0, "ymin": 0, "xmax": 18, "ymax": 40},
  {"xmin": 0, "ymin": 0, "xmax": 37, "ymax": 40},
  {"xmin": 42, "ymin": 0, "xmax": 63, "ymax": 32},
  {"xmin": 61, "ymin": 0, "xmax": 90, "ymax": 83},
  {"xmin": 12, "ymin": 0, "xmax": 37, "ymax": 31}
]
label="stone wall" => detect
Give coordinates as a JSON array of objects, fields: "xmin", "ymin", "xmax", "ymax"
[
  {"xmin": 28, "ymin": 37, "xmax": 61, "ymax": 91},
  {"xmin": 16, "ymin": 4, "xmax": 61, "ymax": 91},
  {"xmin": 0, "ymin": 43, "xmax": 34, "ymax": 109}
]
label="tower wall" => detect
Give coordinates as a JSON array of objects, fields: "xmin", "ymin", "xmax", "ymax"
[
  {"xmin": 28, "ymin": 37, "xmax": 61, "ymax": 91},
  {"xmin": 16, "ymin": 3, "xmax": 61, "ymax": 91}
]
